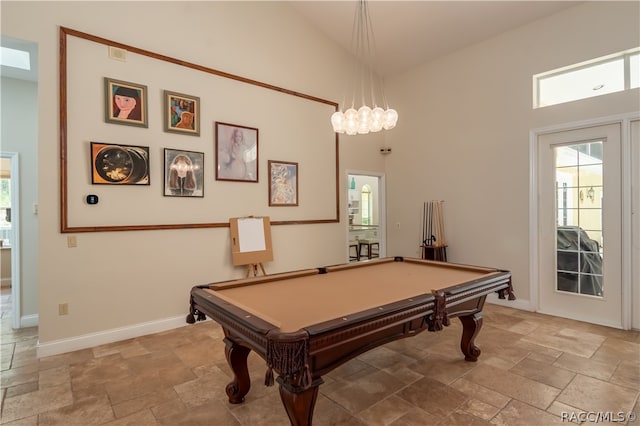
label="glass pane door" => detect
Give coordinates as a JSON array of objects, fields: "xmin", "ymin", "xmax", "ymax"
[
  {"xmin": 538, "ymin": 123, "xmax": 622, "ymax": 328},
  {"xmin": 555, "ymin": 141, "xmax": 604, "ymax": 297}
]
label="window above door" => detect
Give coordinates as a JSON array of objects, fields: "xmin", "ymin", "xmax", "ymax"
[{"xmin": 534, "ymin": 48, "xmax": 639, "ymax": 108}]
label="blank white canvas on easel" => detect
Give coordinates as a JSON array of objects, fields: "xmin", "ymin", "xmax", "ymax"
[{"xmin": 238, "ymin": 217, "xmax": 266, "ymax": 252}]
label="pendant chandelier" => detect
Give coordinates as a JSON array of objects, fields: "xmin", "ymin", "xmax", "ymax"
[{"xmin": 331, "ymin": 0, "xmax": 398, "ymax": 135}]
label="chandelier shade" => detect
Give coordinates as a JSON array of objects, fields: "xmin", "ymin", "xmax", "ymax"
[{"xmin": 331, "ymin": 0, "xmax": 398, "ymax": 135}]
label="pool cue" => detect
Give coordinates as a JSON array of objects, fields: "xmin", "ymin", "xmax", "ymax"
[
  {"xmin": 420, "ymin": 203, "xmax": 426, "ymax": 245},
  {"xmin": 430, "ymin": 201, "xmax": 435, "ymax": 245},
  {"xmin": 439, "ymin": 201, "xmax": 444, "ymax": 246},
  {"xmin": 431, "ymin": 202, "xmax": 436, "ymax": 246},
  {"xmin": 438, "ymin": 201, "xmax": 444, "ymax": 246},
  {"xmin": 425, "ymin": 201, "xmax": 429, "ymax": 246},
  {"xmin": 427, "ymin": 201, "xmax": 432, "ymax": 245},
  {"xmin": 441, "ymin": 200, "xmax": 447, "ymax": 262},
  {"xmin": 440, "ymin": 200, "xmax": 447, "ymax": 246},
  {"xmin": 433, "ymin": 201, "xmax": 439, "ymax": 247},
  {"xmin": 425, "ymin": 201, "xmax": 429, "ymax": 244},
  {"xmin": 420, "ymin": 202, "xmax": 426, "ymax": 258}
]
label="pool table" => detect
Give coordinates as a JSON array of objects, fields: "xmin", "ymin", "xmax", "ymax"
[{"xmin": 187, "ymin": 256, "xmax": 514, "ymax": 425}]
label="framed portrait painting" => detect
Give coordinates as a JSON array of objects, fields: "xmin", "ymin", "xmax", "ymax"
[
  {"xmin": 268, "ymin": 160, "xmax": 298, "ymax": 206},
  {"xmin": 163, "ymin": 149, "xmax": 204, "ymax": 197},
  {"xmin": 104, "ymin": 78, "xmax": 148, "ymax": 127},
  {"xmin": 90, "ymin": 142, "xmax": 150, "ymax": 185},
  {"xmin": 164, "ymin": 91, "xmax": 200, "ymax": 136},
  {"xmin": 215, "ymin": 122, "xmax": 258, "ymax": 182}
]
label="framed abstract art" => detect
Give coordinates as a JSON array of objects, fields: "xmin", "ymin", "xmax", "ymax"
[{"xmin": 268, "ymin": 160, "xmax": 298, "ymax": 206}]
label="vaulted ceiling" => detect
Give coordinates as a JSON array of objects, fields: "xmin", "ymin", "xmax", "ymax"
[
  {"xmin": 1, "ymin": 2, "xmax": 582, "ymax": 82},
  {"xmin": 289, "ymin": 1, "xmax": 581, "ymax": 76}
]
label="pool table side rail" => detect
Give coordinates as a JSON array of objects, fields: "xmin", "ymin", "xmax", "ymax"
[
  {"xmin": 401, "ymin": 256, "xmax": 506, "ymax": 274},
  {"xmin": 189, "ymin": 288, "xmax": 276, "ymax": 354},
  {"xmin": 431, "ymin": 271, "xmax": 512, "ymax": 330},
  {"xmin": 324, "ymin": 256, "xmax": 503, "ymax": 275},
  {"xmin": 440, "ymin": 270, "xmax": 514, "ymax": 303},
  {"xmin": 197, "ymin": 268, "xmax": 321, "ymax": 291}
]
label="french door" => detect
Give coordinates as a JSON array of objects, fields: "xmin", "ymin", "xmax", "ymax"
[{"xmin": 537, "ymin": 123, "xmax": 623, "ymax": 328}]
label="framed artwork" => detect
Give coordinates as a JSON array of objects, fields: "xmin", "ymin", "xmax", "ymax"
[
  {"xmin": 268, "ymin": 160, "xmax": 298, "ymax": 206},
  {"xmin": 90, "ymin": 142, "xmax": 150, "ymax": 185},
  {"xmin": 164, "ymin": 90, "xmax": 200, "ymax": 136},
  {"xmin": 163, "ymin": 148, "xmax": 204, "ymax": 197},
  {"xmin": 215, "ymin": 122, "xmax": 258, "ymax": 182},
  {"xmin": 104, "ymin": 77, "xmax": 148, "ymax": 127}
]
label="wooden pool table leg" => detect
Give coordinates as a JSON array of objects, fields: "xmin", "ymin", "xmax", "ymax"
[
  {"xmin": 223, "ymin": 337, "xmax": 252, "ymax": 404},
  {"xmin": 277, "ymin": 377, "xmax": 323, "ymax": 426},
  {"xmin": 458, "ymin": 312, "xmax": 483, "ymax": 362}
]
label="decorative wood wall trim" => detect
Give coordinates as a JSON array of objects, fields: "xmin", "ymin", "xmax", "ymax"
[{"xmin": 59, "ymin": 26, "xmax": 340, "ymax": 233}]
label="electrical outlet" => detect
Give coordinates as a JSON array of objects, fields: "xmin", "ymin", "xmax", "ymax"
[
  {"xmin": 58, "ymin": 303, "xmax": 69, "ymax": 316},
  {"xmin": 67, "ymin": 235, "xmax": 77, "ymax": 248}
]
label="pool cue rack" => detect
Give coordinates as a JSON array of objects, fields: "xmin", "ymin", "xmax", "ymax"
[{"xmin": 420, "ymin": 200, "xmax": 448, "ymax": 261}]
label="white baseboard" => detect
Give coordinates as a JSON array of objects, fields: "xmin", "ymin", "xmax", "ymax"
[
  {"xmin": 36, "ymin": 315, "xmax": 188, "ymax": 358},
  {"xmin": 486, "ymin": 293, "xmax": 534, "ymax": 311},
  {"xmin": 0, "ymin": 277, "xmax": 11, "ymax": 287},
  {"xmin": 21, "ymin": 314, "xmax": 38, "ymax": 328}
]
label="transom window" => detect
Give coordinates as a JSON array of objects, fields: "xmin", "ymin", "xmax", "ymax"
[{"xmin": 534, "ymin": 48, "xmax": 639, "ymax": 108}]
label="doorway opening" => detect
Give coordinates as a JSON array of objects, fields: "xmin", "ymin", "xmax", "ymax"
[
  {"xmin": 346, "ymin": 172, "xmax": 385, "ymax": 262},
  {"xmin": 0, "ymin": 153, "xmax": 21, "ymax": 329},
  {"xmin": 1, "ymin": 34, "xmax": 38, "ymax": 330}
]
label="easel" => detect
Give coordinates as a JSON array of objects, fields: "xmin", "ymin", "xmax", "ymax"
[
  {"xmin": 229, "ymin": 216, "xmax": 273, "ymax": 277},
  {"xmin": 246, "ymin": 262, "xmax": 267, "ymax": 277}
]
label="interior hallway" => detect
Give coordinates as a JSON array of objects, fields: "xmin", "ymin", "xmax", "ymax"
[{"xmin": 1, "ymin": 287, "xmax": 639, "ymax": 425}]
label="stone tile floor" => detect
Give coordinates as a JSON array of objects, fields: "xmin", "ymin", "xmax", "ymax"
[{"xmin": 1, "ymin": 287, "xmax": 639, "ymax": 425}]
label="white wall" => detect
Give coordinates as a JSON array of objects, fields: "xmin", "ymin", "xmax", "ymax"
[
  {"xmin": 384, "ymin": 1, "xmax": 640, "ymax": 308},
  {"xmin": 1, "ymin": 1, "xmax": 386, "ymax": 355},
  {"xmin": 0, "ymin": 77, "xmax": 39, "ymax": 320}
]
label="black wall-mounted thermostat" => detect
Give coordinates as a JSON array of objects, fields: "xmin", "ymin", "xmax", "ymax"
[{"xmin": 86, "ymin": 194, "xmax": 99, "ymax": 205}]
